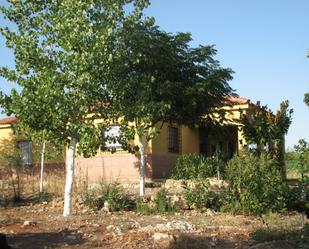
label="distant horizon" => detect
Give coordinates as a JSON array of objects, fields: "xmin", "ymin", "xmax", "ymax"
[{"xmin": 1, "ymin": 0, "xmax": 309, "ymax": 148}]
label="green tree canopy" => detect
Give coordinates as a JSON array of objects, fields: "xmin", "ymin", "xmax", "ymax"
[
  {"xmin": 108, "ymin": 24, "xmax": 234, "ymax": 195},
  {"xmin": 0, "ymin": 0, "xmax": 151, "ymax": 215},
  {"xmin": 240, "ymin": 100, "xmax": 293, "ymax": 178},
  {"xmin": 305, "ymin": 93, "xmax": 309, "ymax": 107}
]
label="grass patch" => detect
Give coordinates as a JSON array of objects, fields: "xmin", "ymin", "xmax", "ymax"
[{"xmin": 252, "ymin": 213, "xmax": 309, "ymax": 245}]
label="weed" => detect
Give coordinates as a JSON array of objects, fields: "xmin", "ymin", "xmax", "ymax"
[
  {"xmin": 83, "ymin": 182, "xmax": 129, "ymax": 211},
  {"xmin": 155, "ymin": 188, "xmax": 176, "ymax": 213},
  {"xmin": 136, "ymin": 198, "xmax": 153, "ymax": 215}
]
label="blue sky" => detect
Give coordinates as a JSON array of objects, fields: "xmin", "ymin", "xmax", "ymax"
[{"xmin": 0, "ymin": 0, "xmax": 309, "ymax": 148}]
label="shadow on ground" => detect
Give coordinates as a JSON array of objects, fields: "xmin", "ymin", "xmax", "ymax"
[
  {"xmin": 6, "ymin": 229, "xmax": 85, "ymax": 249},
  {"xmin": 168, "ymin": 233, "xmax": 245, "ymax": 249},
  {"xmin": 168, "ymin": 226, "xmax": 309, "ymax": 249}
]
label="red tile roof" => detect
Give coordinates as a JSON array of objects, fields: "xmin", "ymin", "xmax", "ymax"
[
  {"xmin": 0, "ymin": 116, "xmax": 18, "ymax": 125},
  {"xmin": 225, "ymin": 96, "xmax": 250, "ymax": 105}
]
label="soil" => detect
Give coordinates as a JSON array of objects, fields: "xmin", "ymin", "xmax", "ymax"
[{"xmin": 0, "ymin": 199, "xmax": 308, "ymax": 249}]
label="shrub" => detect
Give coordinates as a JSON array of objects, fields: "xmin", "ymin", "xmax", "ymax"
[
  {"xmin": 224, "ymin": 154, "xmax": 287, "ymax": 215},
  {"xmin": 136, "ymin": 198, "xmax": 153, "ymax": 215},
  {"xmin": 155, "ymin": 188, "xmax": 176, "ymax": 213},
  {"xmin": 83, "ymin": 182, "xmax": 129, "ymax": 211},
  {"xmin": 0, "ymin": 138, "xmax": 24, "ymax": 202},
  {"xmin": 182, "ymin": 179, "xmax": 221, "ymax": 210},
  {"xmin": 170, "ymin": 154, "xmax": 225, "ymax": 180},
  {"xmin": 285, "ymin": 177, "xmax": 309, "ymax": 213},
  {"xmin": 136, "ymin": 189, "xmax": 176, "ymax": 214}
]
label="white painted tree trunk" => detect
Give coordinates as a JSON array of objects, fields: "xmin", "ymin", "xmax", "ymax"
[
  {"xmin": 39, "ymin": 140, "xmax": 46, "ymax": 193},
  {"xmin": 139, "ymin": 141, "xmax": 147, "ymax": 197},
  {"xmin": 63, "ymin": 138, "xmax": 77, "ymax": 217}
]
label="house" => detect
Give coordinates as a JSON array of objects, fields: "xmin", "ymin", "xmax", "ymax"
[
  {"xmin": 75, "ymin": 96, "xmax": 255, "ymax": 182},
  {"xmin": 0, "ymin": 97, "xmax": 256, "ymax": 182},
  {"xmin": 0, "ymin": 117, "xmax": 64, "ymax": 168}
]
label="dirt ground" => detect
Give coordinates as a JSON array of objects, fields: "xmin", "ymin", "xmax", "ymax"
[{"xmin": 0, "ymin": 199, "xmax": 308, "ymax": 249}]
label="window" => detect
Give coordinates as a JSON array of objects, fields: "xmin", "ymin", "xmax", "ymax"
[
  {"xmin": 104, "ymin": 125, "xmax": 122, "ymax": 149},
  {"xmin": 168, "ymin": 126, "xmax": 180, "ymax": 153},
  {"xmin": 18, "ymin": 141, "xmax": 32, "ymax": 166}
]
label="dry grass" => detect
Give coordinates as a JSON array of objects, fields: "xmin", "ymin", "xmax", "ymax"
[{"xmin": 0, "ymin": 164, "xmax": 89, "ymax": 203}]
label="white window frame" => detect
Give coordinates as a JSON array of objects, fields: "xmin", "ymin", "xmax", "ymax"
[{"xmin": 104, "ymin": 125, "xmax": 122, "ymax": 149}]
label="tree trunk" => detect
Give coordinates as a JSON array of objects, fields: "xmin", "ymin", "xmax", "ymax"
[
  {"xmin": 39, "ymin": 141, "xmax": 46, "ymax": 193},
  {"xmin": 277, "ymin": 135, "xmax": 286, "ymax": 180},
  {"xmin": 139, "ymin": 138, "xmax": 147, "ymax": 197},
  {"xmin": 63, "ymin": 138, "xmax": 77, "ymax": 217},
  {"xmin": 10, "ymin": 169, "xmax": 17, "ymax": 200},
  {"xmin": 257, "ymin": 142, "xmax": 264, "ymax": 158}
]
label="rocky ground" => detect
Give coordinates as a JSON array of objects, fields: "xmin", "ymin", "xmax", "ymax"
[{"xmin": 0, "ymin": 198, "xmax": 308, "ymax": 249}]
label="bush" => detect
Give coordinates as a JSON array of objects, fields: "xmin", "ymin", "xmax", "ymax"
[
  {"xmin": 224, "ymin": 154, "xmax": 287, "ymax": 215},
  {"xmin": 136, "ymin": 188, "xmax": 176, "ymax": 214},
  {"xmin": 136, "ymin": 198, "xmax": 153, "ymax": 215},
  {"xmin": 155, "ymin": 188, "xmax": 176, "ymax": 213},
  {"xmin": 285, "ymin": 177, "xmax": 309, "ymax": 212},
  {"xmin": 170, "ymin": 154, "xmax": 225, "ymax": 180},
  {"xmin": 83, "ymin": 182, "xmax": 129, "ymax": 211},
  {"xmin": 183, "ymin": 179, "xmax": 221, "ymax": 210}
]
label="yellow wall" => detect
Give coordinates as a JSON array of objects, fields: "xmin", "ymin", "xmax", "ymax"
[
  {"xmin": 0, "ymin": 124, "xmax": 64, "ymax": 165},
  {"xmin": 152, "ymin": 123, "xmax": 199, "ymax": 156},
  {"xmin": 150, "ymin": 103, "xmax": 255, "ymax": 158},
  {"xmin": 180, "ymin": 126, "xmax": 199, "ymax": 154},
  {"xmin": 0, "ymin": 125, "xmax": 14, "ymax": 140}
]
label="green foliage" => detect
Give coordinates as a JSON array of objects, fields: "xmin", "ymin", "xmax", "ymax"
[
  {"xmin": 83, "ymin": 182, "xmax": 129, "ymax": 212},
  {"xmin": 285, "ymin": 150, "xmax": 300, "ymax": 170},
  {"xmin": 36, "ymin": 191, "xmax": 49, "ymax": 203},
  {"xmin": 240, "ymin": 100, "xmax": 293, "ymax": 159},
  {"xmin": 0, "ymin": 139, "xmax": 23, "ymax": 171},
  {"xmin": 305, "ymin": 92, "xmax": 309, "ymax": 107},
  {"xmin": 225, "ymin": 154, "xmax": 287, "ymax": 215},
  {"xmin": 110, "ymin": 26, "xmax": 234, "ymax": 131},
  {"xmin": 155, "ymin": 188, "xmax": 176, "ymax": 213},
  {"xmin": 182, "ymin": 179, "xmax": 221, "ymax": 210},
  {"xmin": 136, "ymin": 198, "xmax": 153, "ymax": 215},
  {"xmin": 170, "ymin": 154, "xmax": 225, "ymax": 180},
  {"xmin": 285, "ymin": 139, "xmax": 309, "ymax": 215},
  {"xmin": 0, "ymin": 0, "xmax": 151, "ymax": 155},
  {"xmin": 294, "ymin": 139, "xmax": 309, "ymax": 178},
  {"xmin": 108, "ymin": 24, "xmax": 234, "ymax": 196},
  {"xmin": 0, "ymin": 138, "xmax": 23, "ymax": 201},
  {"xmin": 135, "ymin": 189, "xmax": 176, "ymax": 214}
]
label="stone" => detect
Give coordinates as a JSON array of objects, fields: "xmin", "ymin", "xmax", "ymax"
[
  {"xmin": 170, "ymin": 195, "xmax": 180, "ymax": 205},
  {"xmin": 66, "ymin": 235, "xmax": 77, "ymax": 240},
  {"xmin": 152, "ymin": 232, "xmax": 174, "ymax": 241},
  {"xmin": 23, "ymin": 220, "xmax": 36, "ymax": 226},
  {"xmin": 106, "ymin": 225, "xmax": 122, "ymax": 235},
  {"xmin": 130, "ymin": 221, "xmax": 141, "ymax": 229},
  {"xmin": 164, "ymin": 220, "xmax": 195, "ymax": 232},
  {"xmin": 205, "ymin": 209, "xmax": 216, "ymax": 216}
]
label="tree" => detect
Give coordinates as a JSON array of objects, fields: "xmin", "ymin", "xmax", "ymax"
[
  {"xmin": 14, "ymin": 127, "xmax": 63, "ymax": 194},
  {"xmin": 0, "ymin": 0, "xmax": 150, "ymax": 216},
  {"xmin": 293, "ymin": 139, "xmax": 309, "ymax": 241},
  {"xmin": 109, "ymin": 25, "xmax": 234, "ymax": 196},
  {"xmin": 305, "ymin": 93, "xmax": 309, "ymax": 107},
  {"xmin": 0, "ymin": 137, "xmax": 23, "ymax": 202},
  {"xmin": 240, "ymin": 100, "xmax": 293, "ymax": 178}
]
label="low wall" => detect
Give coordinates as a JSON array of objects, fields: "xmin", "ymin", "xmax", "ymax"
[{"xmin": 75, "ymin": 154, "xmax": 153, "ymax": 182}]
